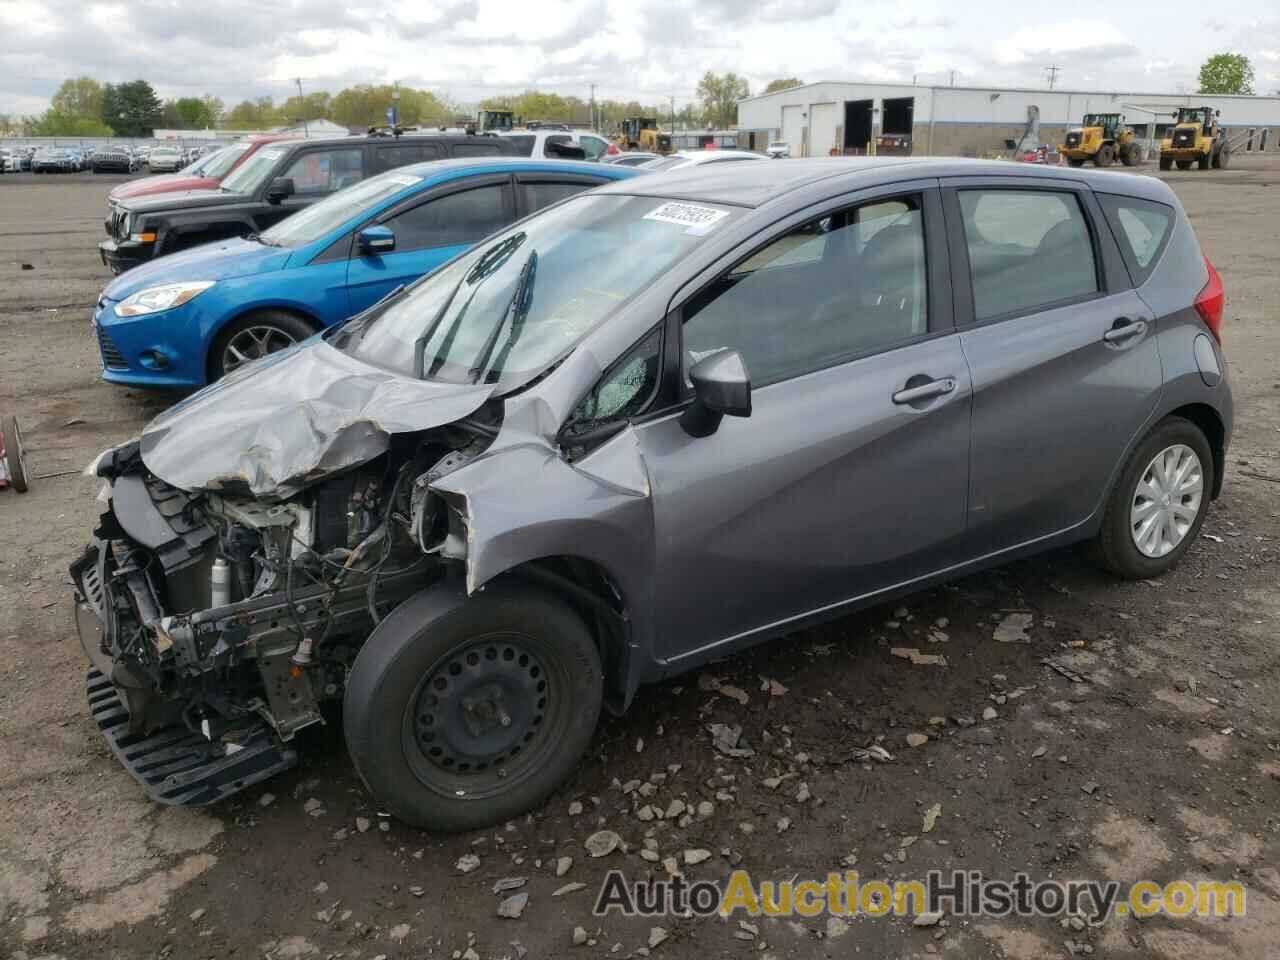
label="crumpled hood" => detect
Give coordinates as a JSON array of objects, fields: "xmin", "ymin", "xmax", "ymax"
[
  {"xmin": 139, "ymin": 340, "xmax": 495, "ymax": 497},
  {"xmin": 103, "ymin": 238, "xmax": 291, "ymax": 302}
]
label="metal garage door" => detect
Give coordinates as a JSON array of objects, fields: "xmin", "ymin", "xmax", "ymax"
[
  {"xmin": 781, "ymin": 105, "xmax": 805, "ymax": 157},
  {"xmin": 810, "ymin": 103, "xmax": 837, "ymax": 158}
]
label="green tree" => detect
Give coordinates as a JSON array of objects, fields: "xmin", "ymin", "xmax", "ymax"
[
  {"xmin": 224, "ymin": 97, "xmax": 284, "ymax": 129},
  {"xmin": 201, "ymin": 94, "xmax": 224, "ymax": 127},
  {"xmin": 764, "ymin": 77, "xmax": 802, "ymax": 94},
  {"xmin": 1197, "ymin": 53, "xmax": 1255, "ymax": 95},
  {"xmin": 28, "ymin": 110, "xmax": 114, "ymax": 136},
  {"xmin": 330, "ymin": 84, "xmax": 453, "ymax": 128},
  {"xmin": 102, "ymin": 80, "xmax": 163, "ymax": 137},
  {"xmin": 280, "ymin": 91, "xmax": 332, "ymax": 126},
  {"xmin": 697, "ymin": 71, "xmax": 750, "ymax": 128},
  {"xmin": 174, "ymin": 96, "xmax": 215, "ymax": 128},
  {"xmin": 50, "ymin": 76, "xmax": 105, "ymax": 122}
]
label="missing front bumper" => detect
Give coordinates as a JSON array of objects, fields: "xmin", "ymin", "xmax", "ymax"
[{"xmin": 87, "ymin": 669, "xmax": 296, "ymax": 806}]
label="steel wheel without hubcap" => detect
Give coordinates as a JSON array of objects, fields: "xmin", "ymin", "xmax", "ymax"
[
  {"xmin": 1130, "ymin": 444, "xmax": 1203, "ymax": 558},
  {"xmin": 403, "ymin": 633, "xmax": 559, "ymax": 800},
  {"xmin": 221, "ymin": 325, "xmax": 299, "ymax": 374}
]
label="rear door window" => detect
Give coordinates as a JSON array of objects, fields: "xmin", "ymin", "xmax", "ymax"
[
  {"xmin": 519, "ymin": 179, "xmax": 603, "ymax": 214},
  {"xmin": 1096, "ymin": 193, "xmax": 1174, "ymax": 284},
  {"xmin": 957, "ymin": 189, "xmax": 1098, "ymax": 321},
  {"xmin": 373, "ymin": 142, "xmax": 441, "ymax": 173}
]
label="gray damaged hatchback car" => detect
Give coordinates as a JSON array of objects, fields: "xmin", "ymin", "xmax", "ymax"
[{"xmin": 73, "ymin": 158, "xmax": 1231, "ymax": 830}]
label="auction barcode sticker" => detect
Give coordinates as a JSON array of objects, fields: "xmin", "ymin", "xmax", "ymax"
[{"xmin": 643, "ymin": 201, "xmax": 730, "ymax": 235}]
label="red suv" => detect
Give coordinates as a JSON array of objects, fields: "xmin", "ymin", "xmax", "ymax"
[{"xmin": 107, "ymin": 135, "xmax": 299, "ymax": 204}]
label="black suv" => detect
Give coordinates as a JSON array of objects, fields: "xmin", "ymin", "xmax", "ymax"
[{"xmin": 99, "ymin": 135, "xmax": 518, "ymax": 273}]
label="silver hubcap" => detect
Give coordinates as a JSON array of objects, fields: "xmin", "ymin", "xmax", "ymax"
[
  {"xmin": 222, "ymin": 325, "xmax": 297, "ymax": 374},
  {"xmin": 1130, "ymin": 444, "xmax": 1203, "ymax": 558}
]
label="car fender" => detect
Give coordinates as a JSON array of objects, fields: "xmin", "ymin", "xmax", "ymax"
[{"xmin": 428, "ymin": 359, "xmax": 662, "ymax": 697}]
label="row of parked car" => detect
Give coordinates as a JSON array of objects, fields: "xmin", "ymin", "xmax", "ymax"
[
  {"xmin": 0, "ymin": 142, "xmax": 222, "ymax": 174},
  {"xmin": 72, "ymin": 130, "xmax": 1234, "ymax": 833}
]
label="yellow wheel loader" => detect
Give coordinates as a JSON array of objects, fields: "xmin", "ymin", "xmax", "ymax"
[
  {"xmin": 1058, "ymin": 113, "xmax": 1141, "ymax": 167},
  {"xmin": 614, "ymin": 117, "xmax": 672, "ymax": 155},
  {"xmin": 1158, "ymin": 106, "xmax": 1230, "ymax": 171}
]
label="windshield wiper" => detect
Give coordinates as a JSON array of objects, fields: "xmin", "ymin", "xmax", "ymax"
[
  {"xmin": 483, "ymin": 251, "xmax": 538, "ymax": 383},
  {"xmin": 468, "ymin": 250, "xmax": 537, "ymax": 384},
  {"xmin": 415, "ymin": 276, "xmax": 468, "ymax": 379}
]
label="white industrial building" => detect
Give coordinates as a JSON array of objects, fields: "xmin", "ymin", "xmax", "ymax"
[{"xmin": 737, "ymin": 81, "xmax": 1280, "ymax": 158}]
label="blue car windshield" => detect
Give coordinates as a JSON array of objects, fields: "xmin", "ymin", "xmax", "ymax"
[
  {"xmin": 338, "ymin": 193, "xmax": 737, "ymax": 392},
  {"xmin": 259, "ymin": 171, "xmax": 424, "ymax": 248}
]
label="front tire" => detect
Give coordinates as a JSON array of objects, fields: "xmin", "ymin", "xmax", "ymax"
[
  {"xmin": 344, "ymin": 582, "xmax": 603, "ymax": 831},
  {"xmin": 1159, "ymin": 155, "xmax": 1172, "ymax": 171},
  {"xmin": 1094, "ymin": 417, "xmax": 1214, "ymax": 580},
  {"xmin": 207, "ymin": 310, "xmax": 315, "ymax": 381},
  {"xmin": 1095, "ymin": 143, "xmax": 1115, "ymax": 167}
]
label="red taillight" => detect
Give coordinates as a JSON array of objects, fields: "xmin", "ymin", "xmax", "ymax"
[{"xmin": 1195, "ymin": 255, "xmax": 1224, "ymax": 343}]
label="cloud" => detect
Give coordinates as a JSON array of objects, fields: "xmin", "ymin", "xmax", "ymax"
[{"xmin": 1, "ymin": 1, "xmax": 1273, "ymax": 118}]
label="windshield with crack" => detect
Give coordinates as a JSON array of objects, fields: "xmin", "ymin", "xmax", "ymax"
[{"xmin": 336, "ymin": 193, "xmax": 736, "ymax": 391}]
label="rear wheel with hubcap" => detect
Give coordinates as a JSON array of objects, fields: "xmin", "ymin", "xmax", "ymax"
[
  {"xmin": 208, "ymin": 310, "xmax": 315, "ymax": 381},
  {"xmin": 1095, "ymin": 417, "xmax": 1214, "ymax": 579},
  {"xmin": 344, "ymin": 582, "xmax": 603, "ymax": 831}
]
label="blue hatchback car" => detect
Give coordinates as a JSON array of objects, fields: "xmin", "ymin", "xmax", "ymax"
[{"xmin": 93, "ymin": 158, "xmax": 642, "ymax": 387}]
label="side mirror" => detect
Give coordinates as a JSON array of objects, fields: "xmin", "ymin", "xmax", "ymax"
[
  {"xmin": 266, "ymin": 177, "xmax": 295, "ymax": 203},
  {"xmin": 357, "ymin": 225, "xmax": 396, "ymax": 255},
  {"xmin": 680, "ymin": 350, "xmax": 751, "ymax": 437}
]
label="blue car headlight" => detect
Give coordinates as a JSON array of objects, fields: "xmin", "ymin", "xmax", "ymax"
[{"xmin": 116, "ymin": 281, "xmax": 216, "ymax": 317}]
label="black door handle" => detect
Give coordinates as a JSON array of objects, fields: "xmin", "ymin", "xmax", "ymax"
[
  {"xmin": 893, "ymin": 377, "xmax": 956, "ymax": 405},
  {"xmin": 1103, "ymin": 317, "xmax": 1147, "ymax": 344}
]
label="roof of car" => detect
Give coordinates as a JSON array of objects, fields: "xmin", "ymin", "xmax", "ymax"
[
  {"xmin": 391, "ymin": 157, "xmax": 638, "ymax": 180},
  {"xmin": 597, "ymin": 156, "xmax": 1174, "ymax": 208}
]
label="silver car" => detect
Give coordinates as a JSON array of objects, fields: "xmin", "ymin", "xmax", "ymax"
[{"xmin": 73, "ymin": 158, "xmax": 1230, "ymax": 830}]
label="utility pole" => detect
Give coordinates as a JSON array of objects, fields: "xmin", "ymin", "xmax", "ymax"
[
  {"xmin": 295, "ymin": 77, "xmax": 308, "ymax": 137},
  {"xmin": 670, "ymin": 95, "xmax": 676, "ymax": 133},
  {"xmin": 1046, "ymin": 65, "xmax": 1060, "ymax": 90},
  {"xmin": 949, "ymin": 70, "xmax": 956, "ymax": 87},
  {"xmin": 589, "ymin": 83, "xmax": 596, "ymax": 130}
]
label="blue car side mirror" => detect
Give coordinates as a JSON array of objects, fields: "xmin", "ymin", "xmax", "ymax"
[{"xmin": 358, "ymin": 225, "xmax": 396, "ymax": 255}]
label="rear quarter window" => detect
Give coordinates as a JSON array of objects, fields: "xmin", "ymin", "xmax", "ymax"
[
  {"xmin": 504, "ymin": 135, "xmax": 536, "ymax": 156},
  {"xmin": 1096, "ymin": 193, "xmax": 1174, "ymax": 285}
]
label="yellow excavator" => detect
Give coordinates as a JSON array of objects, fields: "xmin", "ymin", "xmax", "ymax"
[
  {"xmin": 614, "ymin": 117, "xmax": 672, "ymax": 154},
  {"xmin": 1159, "ymin": 106, "xmax": 1230, "ymax": 171},
  {"xmin": 1058, "ymin": 113, "xmax": 1141, "ymax": 167}
]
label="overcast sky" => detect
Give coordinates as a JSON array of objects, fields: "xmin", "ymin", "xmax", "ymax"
[{"xmin": 2, "ymin": 0, "xmax": 1278, "ymax": 117}]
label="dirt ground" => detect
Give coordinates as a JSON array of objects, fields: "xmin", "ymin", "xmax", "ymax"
[{"xmin": 1, "ymin": 157, "xmax": 1278, "ymax": 960}]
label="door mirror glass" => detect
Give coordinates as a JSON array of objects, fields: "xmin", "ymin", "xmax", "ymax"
[
  {"xmin": 266, "ymin": 177, "xmax": 295, "ymax": 203},
  {"xmin": 681, "ymin": 349, "xmax": 751, "ymax": 436},
  {"xmin": 358, "ymin": 225, "xmax": 397, "ymax": 255}
]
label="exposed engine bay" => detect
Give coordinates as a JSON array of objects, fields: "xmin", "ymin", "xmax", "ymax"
[{"xmin": 70, "ymin": 415, "xmax": 495, "ymax": 804}]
